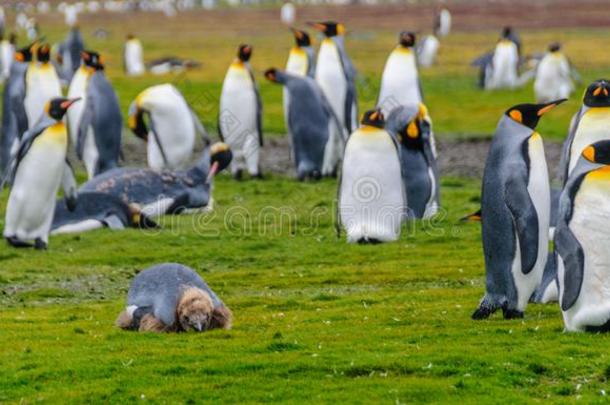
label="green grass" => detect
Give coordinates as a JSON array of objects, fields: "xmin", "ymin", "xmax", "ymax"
[{"xmin": 3, "ymin": 9, "xmax": 610, "ymax": 403}]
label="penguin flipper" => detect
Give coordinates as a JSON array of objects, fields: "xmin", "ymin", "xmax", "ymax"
[
  {"xmin": 246, "ymin": 63, "xmax": 263, "ymax": 147},
  {"xmin": 103, "ymin": 214, "xmax": 125, "ymax": 230},
  {"xmin": 187, "ymin": 104, "xmax": 209, "ymax": 144},
  {"xmin": 505, "ymin": 176, "xmax": 539, "ymax": 275},
  {"xmin": 10, "ymin": 119, "xmax": 50, "ymax": 184},
  {"xmin": 62, "ymin": 159, "xmax": 78, "ymax": 211},
  {"xmin": 76, "ymin": 101, "xmax": 95, "ymax": 160},
  {"xmin": 555, "ymin": 225, "xmax": 584, "ymax": 311}
]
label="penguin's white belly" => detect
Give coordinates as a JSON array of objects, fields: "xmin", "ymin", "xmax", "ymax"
[
  {"xmin": 487, "ymin": 44, "xmax": 518, "ymax": 89},
  {"xmin": 82, "ymin": 127, "xmax": 98, "ymax": 178},
  {"xmin": 220, "ymin": 71, "xmax": 257, "ymax": 147},
  {"xmin": 340, "ymin": 130, "xmax": 404, "ymax": 243},
  {"xmin": 147, "ymin": 106, "xmax": 195, "ymax": 171},
  {"xmin": 286, "ymin": 50, "xmax": 308, "ymax": 77},
  {"xmin": 418, "ymin": 36, "xmax": 439, "ymax": 68},
  {"xmin": 569, "ymin": 109, "xmax": 610, "ymax": 174},
  {"xmin": 4, "ymin": 136, "xmax": 65, "ymax": 240},
  {"xmin": 378, "ymin": 50, "xmax": 421, "ymax": 114},
  {"xmin": 534, "ymin": 56, "xmax": 572, "ymax": 102},
  {"xmin": 562, "ymin": 174, "xmax": 610, "ymax": 331},
  {"xmin": 316, "ymin": 43, "xmax": 347, "ymax": 127},
  {"xmin": 125, "ymin": 42, "xmax": 145, "ymax": 75},
  {"xmin": 511, "ymin": 134, "xmax": 550, "ymax": 310},
  {"xmin": 67, "ymin": 69, "xmax": 89, "ymax": 145},
  {"xmin": 25, "ymin": 66, "xmax": 62, "ymax": 127}
]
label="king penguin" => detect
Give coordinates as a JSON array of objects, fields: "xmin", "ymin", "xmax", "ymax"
[
  {"xmin": 385, "ymin": 103, "xmax": 440, "ymax": 218},
  {"xmin": 3, "ymin": 97, "xmax": 80, "ymax": 249},
  {"xmin": 265, "ymin": 68, "xmax": 344, "ymax": 180},
  {"xmin": 556, "ymin": 140, "xmax": 610, "ymax": 332},
  {"xmin": 482, "ymin": 28, "xmax": 520, "ymax": 90},
  {"xmin": 128, "ymin": 83, "xmax": 207, "ymax": 172},
  {"xmin": 285, "ymin": 28, "xmax": 315, "ymax": 78},
  {"xmin": 378, "ymin": 32, "xmax": 423, "ymax": 115},
  {"xmin": 559, "ymin": 80, "xmax": 610, "ymax": 184},
  {"xmin": 67, "ymin": 50, "xmax": 122, "ymax": 179},
  {"xmin": 472, "ymin": 99, "xmax": 565, "ymax": 319},
  {"xmin": 123, "ymin": 34, "xmax": 145, "ymax": 76},
  {"xmin": 219, "ymin": 44, "xmax": 263, "ymax": 179},
  {"xmin": 309, "ymin": 21, "xmax": 358, "ymax": 135},
  {"xmin": 23, "ymin": 43, "xmax": 62, "ymax": 129},
  {"xmin": 0, "ymin": 32, "xmax": 15, "ymax": 82},
  {"xmin": 534, "ymin": 42, "xmax": 577, "ymax": 103},
  {"xmin": 338, "ymin": 109, "xmax": 405, "ymax": 244},
  {"xmin": 57, "ymin": 26, "xmax": 84, "ymax": 82}
]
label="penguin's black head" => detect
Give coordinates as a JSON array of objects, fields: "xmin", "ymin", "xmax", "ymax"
[
  {"xmin": 307, "ymin": 21, "xmax": 345, "ymax": 38},
  {"xmin": 126, "ymin": 33, "xmax": 135, "ymax": 40},
  {"xmin": 127, "ymin": 101, "xmax": 148, "ymax": 141},
  {"xmin": 81, "ymin": 50, "xmax": 104, "ymax": 70},
  {"xmin": 505, "ymin": 99, "xmax": 566, "ymax": 130},
  {"xmin": 208, "ymin": 142, "xmax": 233, "ymax": 180},
  {"xmin": 291, "ymin": 28, "xmax": 311, "ymax": 47},
  {"xmin": 46, "ymin": 97, "xmax": 81, "ymax": 120},
  {"xmin": 399, "ymin": 31, "xmax": 416, "ymax": 48},
  {"xmin": 37, "ymin": 43, "xmax": 51, "ymax": 63},
  {"xmin": 15, "ymin": 43, "xmax": 34, "ymax": 63},
  {"xmin": 9, "ymin": 33, "xmax": 17, "ymax": 45},
  {"xmin": 582, "ymin": 140, "xmax": 610, "ymax": 165},
  {"xmin": 548, "ymin": 42, "xmax": 561, "ymax": 53},
  {"xmin": 501, "ymin": 26, "xmax": 514, "ymax": 39},
  {"xmin": 361, "ymin": 109, "xmax": 385, "ymax": 129},
  {"xmin": 238, "ymin": 44, "xmax": 253, "ymax": 62},
  {"xmin": 264, "ymin": 68, "xmax": 286, "ymax": 84},
  {"xmin": 583, "ymin": 80, "xmax": 610, "ymax": 107}
]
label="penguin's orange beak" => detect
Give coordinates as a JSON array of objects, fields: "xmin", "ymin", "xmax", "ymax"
[
  {"xmin": 307, "ymin": 22, "xmax": 327, "ymax": 32},
  {"xmin": 60, "ymin": 98, "xmax": 81, "ymax": 109},
  {"xmin": 536, "ymin": 98, "xmax": 567, "ymax": 116}
]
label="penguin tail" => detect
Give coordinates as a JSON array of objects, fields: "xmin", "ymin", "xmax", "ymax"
[
  {"xmin": 460, "ymin": 209, "xmax": 481, "ymax": 223},
  {"xmin": 471, "ymin": 295, "xmax": 499, "ymax": 320}
]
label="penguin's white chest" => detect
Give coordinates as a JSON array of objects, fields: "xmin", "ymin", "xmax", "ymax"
[
  {"xmin": 220, "ymin": 64, "xmax": 257, "ymax": 143},
  {"xmin": 67, "ymin": 67, "xmax": 90, "ymax": 145},
  {"xmin": 488, "ymin": 42, "xmax": 518, "ymax": 89},
  {"xmin": 286, "ymin": 48, "xmax": 308, "ymax": 77},
  {"xmin": 563, "ymin": 170, "xmax": 610, "ymax": 330},
  {"xmin": 534, "ymin": 54, "xmax": 572, "ymax": 102},
  {"xmin": 569, "ymin": 109, "xmax": 610, "ymax": 174},
  {"xmin": 340, "ymin": 128, "xmax": 404, "ymax": 243},
  {"xmin": 24, "ymin": 64, "xmax": 62, "ymax": 127},
  {"xmin": 378, "ymin": 48, "xmax": 420, "ymax": 114},
  {"xmin": 125, "ymin": 40, "xmax": 145, "ymax": 75},
  {"xmin": 316, "ymin": 40, "xmax": 346, "ymax": 123}
]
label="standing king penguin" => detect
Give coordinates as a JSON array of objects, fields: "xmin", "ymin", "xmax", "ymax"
[
  {"xmin": 285, "ymin": 28, "xmax": 315, "ymax": 78},
  {"xmin": 265, "ymin": 68, "xmax": 344, "ymax": 180},
  {"xmin": 378, "ymin": 32, "xmax": 423, "ymax": 115},
  {"xmin": 309, "ymin": 21, "xmax": 358, "ymax": 136},
  {"xmin": 338, "ymin": 109, "xmax": 405, "ymax": 243},
  {"xmin": 559, "ymin": 80, "xmax": 610, "ymax": 184},
  {"xmin": 385, "ymin": 104, "xmax": 439, "ymax": 218},
  {"xmin": 0, "ymin": 32, "xmax": 15, "ymax": 82},
  {"xmin": 556, "ymin": 140, "xmax": 610, "ymax": 332},
  {"xmin": 67, "ymin": 50, "xmax": 122, "ymax": 179},
  {"xmin": 3, "ymin": 97, "xmax": 80, "ymax": 249},
  {"xmin": 57, "ymin": 27, "xmax": 85, "ymax": 83},
  {"xmin": 219, "ymin": 44, "xmax": 263, "ymax": 179},
  {"xmin": 534, "ymin": 42, "xmax": 578, "ymax": 103},
  {"xmin": 123, "ymin": 34, "xmax": 145, "ymax": 76},
  {"xmin": 128, "ymin": 83, "xmax": 207, "ymax": 172},
  {"xmin": 472, "ymin": 99, "xmax": 565, "ymax": 319},
  {"xmin": 24, "ymin": 44, "xmax": 62, "ymax": 129}
]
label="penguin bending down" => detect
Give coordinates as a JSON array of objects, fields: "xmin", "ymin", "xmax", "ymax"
[
  {"xmin": 309, "ymin": 21, "xmax": 358, "ymax": 135},
  {"xmin": 56, "ymin": 27, "xmax": 84, "ymax": 82},
  {"xmin": 472, "ymin": 99, "xmax": 565, "ymax": 320},
  {"xmin": 3, "ymin": 98, "xmax": 80, "ymax": 249},
  {"xmin": 51, "ymin": 192, "xmax": 158, "ymax": 235},
  {"xmin": 265, "ymin": 68, "xmax": 345, "ymax": 180},
  {"xmin": 67, "ymin": 50, "xmax": 122, "ymax": 179},
  {"xmin": 123, "ymin": 34, "xmax": 145, "ymax": 76},
  {"xmin": 24, "ymin": 44, "xmax": 62, "ymax": 129},
  {"xmin": 116, "ymin": 263, "xmax": 232, "ymax": 332},
  {"xmin": 559, "ymin": 80, "xmax": 610, "ymax": 185},
  {"xmin": 0, "ymin": 44, "xmax": 33, "ymax": 176},
  {"xmin": 378, "ymin": 32, "xmax": 423, "ymax": 115},
  {"xmin": 556, "ymin": 140, "xmax": 610, "ymax": 332},
  {"xmin": 534, "ymin": 43, "xmax": 578, "ymax": 103},
  {"xmin": 338, "ymin": 109, "xmax": 405, "ymax": 243},
  {"xmin": 80, "ymin": 142, "xmax": 232, "ymax": 216},
  {"xmin": 128, "ymin": 83, "xmax": 206, "ymax": 172},
  {"xmin": 219, "ymin": 44, "xmax": 263, "ymax": 179},
  {"xmin": 385, "ymin": 104, "xmax": 440, "ymax": 218}
]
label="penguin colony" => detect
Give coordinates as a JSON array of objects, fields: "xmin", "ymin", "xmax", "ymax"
[{"xmin": 0, "ymin": 11, "xmax": 608, "ymax": 336}]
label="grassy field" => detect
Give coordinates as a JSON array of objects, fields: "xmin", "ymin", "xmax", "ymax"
[{"xmin": 3, "ymin": 5, "xmax": 610, "ymax": 403}]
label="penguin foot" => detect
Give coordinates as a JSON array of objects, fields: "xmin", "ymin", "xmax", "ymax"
[
  {"xmin": 34, "ymin": 238, "xmax": 48, "ymax": 250},
  {"xmin": 311, "ymin": 170, "xmax": 322, "ymax": 180},
  {"xmin": 502, "ymin": 308, "xmax": 524, "ymax": 319},
  {"xmin": 233, "ymin": 169, "xmax": 243, "ymax": 181},
  {"xmin": 585, "ymin": 319, "xmax": 610, "ymax": 333},
  {"xmin": 357, "ymin": 237, "xmax": 381, "ymax": 245},
  {"xmin": 471, "ymin": 306, "xmax": 495, "ymax": 320},
  {"xmin": 6, "ymin": 236, "xmax": 33, "ymax": 248},
  {"xmin": 252, "ymin": 172, "xmax": 264, "ymax": 180}
]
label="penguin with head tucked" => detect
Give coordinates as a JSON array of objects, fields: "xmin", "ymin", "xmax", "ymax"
[
  {"xmin": 556, "ymin": 140, "xmax": 610, "ymax": 332},
  {"xmin": 0, "ymin": 42, "xmax": 34, "ymax": 176},
  {"xmin": 67, "ymin": 50, "xmax": 122, "ymax": 179},
  {"xmin": 308, "ymin": 21, "xmax": 357, "ymax": 166},
  {"xmin": 3, "ymin": 97, "xmax": 80, "ymax": 249},
  {"xmin": 534, "ymin": 42, "xmax": 578, "ymax": 103},
  {"xmin": 80, "ymin": 142, "xmax": 232, "ymax": 217},
  {"xmin": 56, "ymin": 26, "xmax": 84, "ymax": 82},
  {"xmin": 385, "ymin": 103, "xmax": 439, "ymax": 219},
  {"xmin": 559, "ymin": 80, "xmax": 610, "ymax": 185},
  {"xmin": 378, "ymin": 31, "xmax": 423, "ymax": 115},
  {"xmin": 338, "ymin": 109, "xmax": 405, "ymax": 244},
  {"xmin": 265, "ymin": 68, "xmax": 344, "ymax": 180},
  {"xmin": 24, "ymin": 43, "xmax": 63, "ymax": 129},
  {"xmin": 123, "ymin": 33, "xmax": 145, "ymax": 76},
  {"xmin": 219, "ymin": 44, "xmax": 263, "ymax": 179},
  {"xmin": 472, "ymin": 99, "xmax": 565, "ymax": 319},
  {"xmin": 128, "ymin": 83, "xmax": 207, "ymax": 172}
]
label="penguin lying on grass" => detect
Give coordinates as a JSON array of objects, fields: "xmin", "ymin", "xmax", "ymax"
[
  {"xmin": 80, "ymin": 142, "xmax": 232, "ymax": 216},
  {"xmin": 116, "ymin": 263, "xmax": 232, "ymax": 333},
  {"xmin": 3, "ymin": 97, "xmax": 80, "ymax": 249},
  {"xmin": 556, "ymin": 140, "xmax": 610, "ymax": 332},
  {"xmin": 473, "ymin": 99, "xmax": 565, "ymax": 320},
  {"xmin": 51, "ymin": 192, "xmax": 158, "ymax": 235},
  {"xmin": 265, "ymin": 68, "xmax": 344, "ymax": 180}
]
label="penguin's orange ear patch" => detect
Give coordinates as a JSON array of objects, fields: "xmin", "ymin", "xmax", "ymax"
[
  {"xmin": 583, "ymin": 146, "xmax": 596, "ymax": 162},
  {"xmin": 406, "ymin": 121, "xmax": 419, "ymax": 138},
  {"xmin": 370, "ymin": 111, "xmax": 379, "ymax": 121},
  {"xmin": 81, "ymin": 51, "xmax": 90, "ymax": 61},
  {"xmin": 15, "ymin": 52, "xmax": 24, "ymax": 62},
  {"xmin": 509, "ymin": 110, "xmax": 522, "ymax": 123}
]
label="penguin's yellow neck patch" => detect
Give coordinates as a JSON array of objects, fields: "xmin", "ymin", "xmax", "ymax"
[
  {"xmin": 584, "ymin": 107, "xmax": 610, "ymax": 116},
  {"xmin": 530, "ymin": 132, "xmax": 542, "ymax": 141},
  {"xmin": 230, "ymin": 60, "xmax": 246, "ymax": 70},
  {"xmin": 43, "ymin": 122, "xmax": 68, "ymax": 145},
  {"xmin": 587, "ymin": 166, "xmax": 610, "ymax": 181},
  {"xmin": 290, "ymin": 47, "xmax": 306, "ymax": 56},
  {"xmin": 359, "ymin": 125, "xmax": 383, "ymax": 133},
  {"xmin": 395, "ymin": 46, "xmax": 412, "ymax": 54}
]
